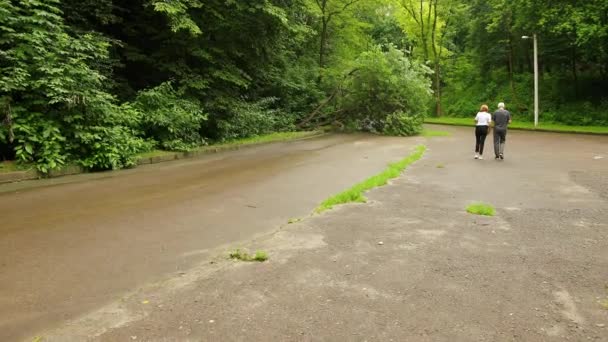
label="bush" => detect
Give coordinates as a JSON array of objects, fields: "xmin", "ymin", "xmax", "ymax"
[
  {"xmin": 134, "ymin": 82, "xmax": 207, "ymax": 151},
  {"xmin": 11, "ymin": 111, "xmax": 67, "ymax": 173},
  {"xmin": 216, "ymin": 97, "xmax": 295, "ymax": 141},
  {"xmin": 383, "ymin": 111, "xmax": 423, "ymax": 136},
  {"xmin": 75, "ymin": 125, "xmax": 151, "ymax": 170},
  {"xmin": 340, "ymin": 45, "xmax": 432, "ymax": 128}
]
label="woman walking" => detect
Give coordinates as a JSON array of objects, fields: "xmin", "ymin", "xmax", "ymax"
[{"xmin": 474, "ymin": 104, "xmax": 492, "ymax": 159}]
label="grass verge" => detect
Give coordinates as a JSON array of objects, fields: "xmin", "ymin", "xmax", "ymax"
[
  {"xmin": 137, "ymin": 131, "xmax": 322, "ymax": 161},
  {"xmin": 205, "ymin": 131, "xmax": 322, "ymax": 150},
  {"xmin": 316, "ymin": 145, "xmax": 427, "ymax": 213},
  {"xmin": 422, "ymin": 129, "xmax": 451, "ymax": 137},
  {"xmin": 425, "ymin": 117, "xmax": 608, "ymax": 135},
  {"xmin": 136, "ymin": 150, "xmax": 178, "ymax": 159},
  {"xmin": 466, "ymin": 202, "xmax": 496, "ymax": 216},
  {"xmin": 229, "ymin": 249, "xmax": 269, "ymax": 262},
  {"xmin": 0, "ymin": 161, "xmax": 32, "ymax": 173}
]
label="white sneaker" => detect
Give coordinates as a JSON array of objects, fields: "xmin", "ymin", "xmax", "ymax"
[
  {"xmin": 479, "ymin": 156, "xmax": 484, "ymax": 160},
  {"xmin": 475, "ymin": 154, "xmax": 479, "ymax": 159}
]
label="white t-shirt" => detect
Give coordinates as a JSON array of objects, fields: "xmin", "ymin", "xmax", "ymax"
[{"xmin": 475, "ymin": 112, "xmax": 492, "ymax": 126}]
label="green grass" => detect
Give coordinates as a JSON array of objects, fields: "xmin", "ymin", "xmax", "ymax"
[
  {"xmin": 466, "ymin": 202, "xmax": 496, "ymax": 216},
  {"xmin": 287, "ymin": 217, "xmax": 302, "ymax": 224},
  {"xmin": 229, "ymin": 249, "xmax": 269, "ymax": 262},
  {"xmin": 253, "ymin": 251, "xmax": 269, "ymax": 262},
  {"xmin": 436, "ymin": 163, "xmax": 445, "ymax": 168},
  {"xmin": 316, "ymin": 145, "xmax": 427, "ymax": 213},
  {"xmin": 425, "ymin": 117, "xmax": 608, "ymax": 135},
  {"xmin": 136, "ymin": 150, "xmax": 178, "ymax": 159},
  {"xmin": 209, "ymin": 131, "xmax": 321, "ymax": 150},
  {"xmin": 422, "ymin": 129, "xmax": 451, "ymax": 137},
  {"xmin": 0, "ymin": 161, "xmax": 32, "ymax": 173},
  {"xmin": 137, "ymin": 131, "xmax": 321, "ymax": 161}
]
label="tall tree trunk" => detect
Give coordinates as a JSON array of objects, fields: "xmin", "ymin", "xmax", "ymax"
[
  {"xmin": 434, "ymin": 63, "xmax": 441, "ymax": 115},
  {"xmin": 571, "ymin": 45, "xmax": 578, "ymax": 96},
  {"xmin": 508, "ymin": 34, "xmax": 514, "ymax": 90},
  {"xmin": 319, "ymin": 18, "xmax": 328, "ymax": 69},
  {"xmin": 419, "ymin": 0, "xmax": 429, "ymax": 62},
  {"xmin": 430, "ymin": 0, "xmax": 442, "ymax": 116},
  {"xmin": 507, "ymin": 33, "xmax": 519, "ymax": 106}
]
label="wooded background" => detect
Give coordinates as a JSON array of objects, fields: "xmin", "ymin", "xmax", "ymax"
[{"xmin": 1, "ymin": 0, "xmax": 606, "ymax": 171}]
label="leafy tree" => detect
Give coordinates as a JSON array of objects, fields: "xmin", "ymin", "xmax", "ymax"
[{"xmin": 340, "ymin": 45, "xmax": 432, "ymax": 131}]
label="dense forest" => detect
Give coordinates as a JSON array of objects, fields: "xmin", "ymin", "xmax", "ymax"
[{"xmin": 1, "ymin": 0, "xmax": 606, "ymax": 172}]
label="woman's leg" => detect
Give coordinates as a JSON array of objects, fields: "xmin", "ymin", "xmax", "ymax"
[
  {"xmin": 479, "ymin": 126, "xmax": 488, "ymax": 155},
  {"xmin": 475, "ymin": 127, "xmax": 482, "ymax": 153}
]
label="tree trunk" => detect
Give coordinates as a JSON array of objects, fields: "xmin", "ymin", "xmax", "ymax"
[
  {"xmin": 430, "ymin": 0, "xmax": 441, "ymax": 116},
  {"xmin": 434, "ymin": 63, "xmax": 441, "ymax": 116},
  {"xmin": 571, "ymin": 45, "xmax": 578, "ymax": 96},
  {"xmin": 319, "ymin": 18, "xmax": 328, "ymax": 69}
]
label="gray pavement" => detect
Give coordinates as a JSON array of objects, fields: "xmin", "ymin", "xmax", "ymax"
[
  {"xmin": 0, "ymin": 134, "xmax": 422, "ymax": 341},
  {"xmin": 3, "ymin": 125, "xmax": 608, "ymax": 341}
]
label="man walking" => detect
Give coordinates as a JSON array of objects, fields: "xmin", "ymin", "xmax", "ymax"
[{"xmin": 492, "ymin": 102, "xmax": 511, "ymax": 160}]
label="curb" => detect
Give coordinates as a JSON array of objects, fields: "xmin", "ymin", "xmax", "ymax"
[
  {"xmin": 136, "ymin": 131, "xmax": 326, "ymax": 166},
  {"xmin": 0, "ymin": 131, "xmax": 327, "ymax": 185},
  {"xmin": 0, "ymin": 165, "xmax": 85, "ymax": 185},
  {"xmin": 424, "ymin": 121, "xmax": 608, "ymax": 136}
]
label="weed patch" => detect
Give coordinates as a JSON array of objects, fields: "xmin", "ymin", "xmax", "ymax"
[
  {"xmin": 316, "ymin": 145, "xmax": 426, "ymax": 213},
  {"xmin": 466, "ymin": 202, "xmax": 496, "ymax": 216},
  {"xmin": 229, "ymin": 249, "xmax": 269, "ymax": 262}
]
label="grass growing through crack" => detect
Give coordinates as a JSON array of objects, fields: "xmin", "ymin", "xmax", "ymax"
[
  {"xmin": 229, "ymin": 249, "xmax": 269, "ymax": 262},
  {"xmin": 316, "ymin": 145, "xmax": 426, "ymax": 213},
  {"xmin": 466, "ymin": 202, "xmax": 496, "ymax": 216}
]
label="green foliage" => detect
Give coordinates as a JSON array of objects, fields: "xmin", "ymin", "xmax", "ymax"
[
  {"xmin": 134, "ymin": 82, "xmax": 206, "ymax": 151},
  {"xmin": 340, "ymin": 45, "xmax": 432, "ymax": 130},
  {"xmin": 216, "ymin": 98, "xmax": 295, "ymax": 141},
  {"xmin": 1, "ymin": 0, "xmax": 605, "ymax": 174},
  {"xmin": 75, "ymin": 125, "xmax": 151, "ymax": 170},
  {"xmin": 437, "ymin": 0, "xmax": 608, "ymax": 125},
  {"xmin": 12, "ymin": 111, "xmax": 67, "ymax": 173},
  {"xmin": 0, "ymin": 0, "xmax": 147, "ymax": 172},
  {"xmin": 384, "ymin": 111, "xmax": 424, "ymax": 137}
]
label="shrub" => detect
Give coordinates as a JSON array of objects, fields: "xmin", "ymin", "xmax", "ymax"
[
  {"xmin": 340, "ymin": 44, "xmax": 432, "ymax": 127},
  {"xmin": 11, "ymin": 111, "xmax": 67, "ymax": 173},
  {"xmin": 216, "ymin": 97, "xmax": 295, "ymax": 141},
  {"xmin": 383, "ymin": 111, "xmax": 424, "ymax": 136},
  {"xmin": 134, "ymin": 82, "xmax": 207, "ymax": 151},
  {"xmin": 75, "ymin": 125, "xmax": 151, "ymax": 170}
]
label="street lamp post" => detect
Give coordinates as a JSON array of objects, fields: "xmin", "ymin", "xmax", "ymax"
[{"xmin": 522, "ymin": 34, "xmax": 539, "ymax": 127}]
